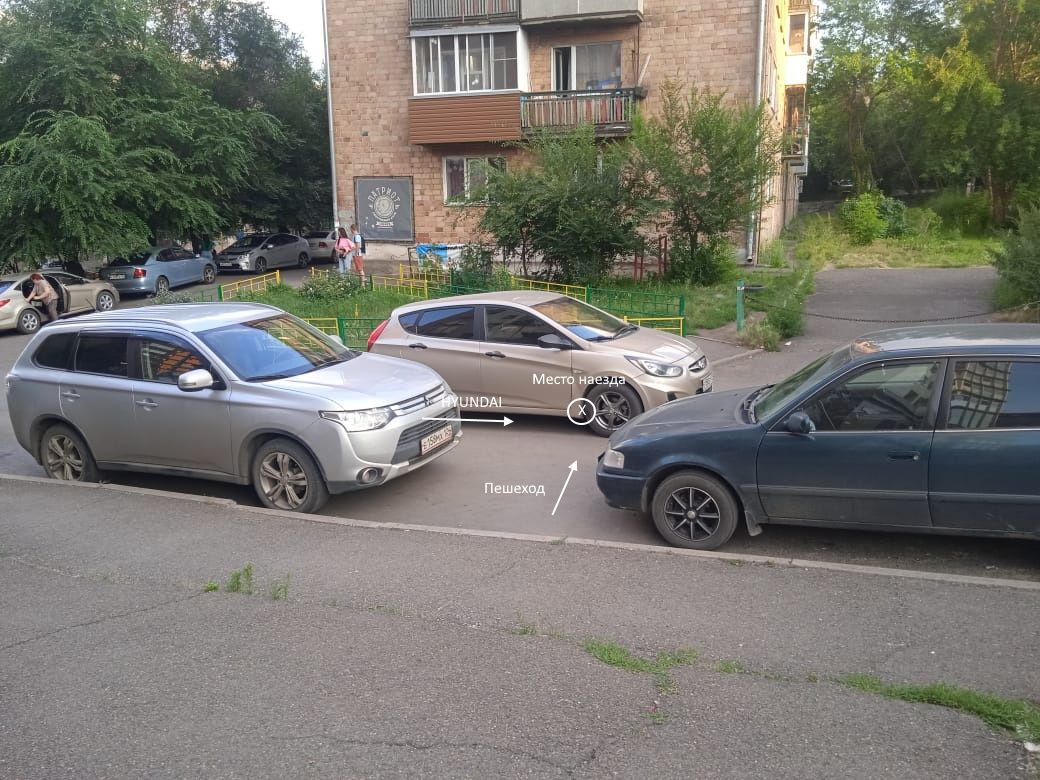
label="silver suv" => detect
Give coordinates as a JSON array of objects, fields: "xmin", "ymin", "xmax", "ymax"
[{"xmin": 4, "ymin": 304, "xmax": 461, "ymax": 513}]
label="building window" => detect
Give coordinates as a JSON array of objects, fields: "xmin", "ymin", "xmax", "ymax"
[
  {"xmin": 552, "ymin": 41, "xmax": 622, "ymax": 91},
  {"xmin": 413, "ymin": 32, "xmax": 517, "ymax": 95},
  {"xmin": 789, "ymin": 13, "xmax": 807, "ymax": 54},
  {"xmin": 444, "ymin": 156, "xmax": 505, "ymax": 203}
]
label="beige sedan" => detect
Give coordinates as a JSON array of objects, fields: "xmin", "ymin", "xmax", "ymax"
[
  {"xmin": 0, "ymin": 271, "xmax": 120, "ymax": 335},
  {"xmin": 368, "ymin": 291, "xmax": 712, "ymax": 436}
]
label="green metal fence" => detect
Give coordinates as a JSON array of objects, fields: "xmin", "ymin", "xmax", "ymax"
[{"xmin": 587, "ymin": 286, "xmax": 686, "ymax": 319}]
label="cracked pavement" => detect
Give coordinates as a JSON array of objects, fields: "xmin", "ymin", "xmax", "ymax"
[{"xmin": 1, "ymin": 478, "xmax": 1037, "ymax": 777}]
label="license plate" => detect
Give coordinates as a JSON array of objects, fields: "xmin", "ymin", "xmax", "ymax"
[
  {"xmin": 109, "ymin": 273, "xmax": 126, "ymax": 280},
  {"xmin": 420, "ymin": 425, "xmax": 453, "ymax": 455},
  {"xmin": 702, "ymin": 375, "xmax": 714, "ymax": 392}
]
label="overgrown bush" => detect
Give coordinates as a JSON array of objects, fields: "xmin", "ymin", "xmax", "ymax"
[
  {"xmin": 839, "ymin": 192, "xmax": 888, "ymax": 244},
  {"xmin": 992, "ymin": 208, "xmax": 1040, "ymax": 307},
  {"xmin": 904, "ymin": 207, "xmax": 942, "ymax": 237},
  {"xmin": 667, "ymin": 236, "xmax": 736, "ymax": 286},
  {"xmin": 876, "ymin": 196, "xmax": 909, "ymax": 237},
  {"xmin": 299, "ymin": 274, "xmax": 362, "ymax": 302},
  {"xmin": 765, "ymin": 301, "xmax": 804, "ymax": 339},
  {"xmin": 739, "ymin": 320, "xmax": 780, "ymax": 351},
  {"xmin": 926, "ymin": 191, "xmax": 992, "ymax": 236}
]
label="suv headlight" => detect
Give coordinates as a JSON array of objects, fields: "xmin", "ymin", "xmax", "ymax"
[
  {"xmin": 320, "ymin": 408, "xmax": 393, "ymax": 432},
  {"xmin": 626, "ymin": 357, "xmax": 683, "ymax": 378},
  {"xmin": 690, "ymin": 355, "xmax": 708, "ymax": 372},
  {"xmin": 602, "ymin": 449, "xmax": 625, "ymax": 469}
]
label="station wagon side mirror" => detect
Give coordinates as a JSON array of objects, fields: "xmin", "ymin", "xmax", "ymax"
[
  {"xmin": 785, "ymin": 411, "xmax": 816, "ymax": 435},
  {"xmin": 178, "ymin": 368, "xmax": 215, "ymax": 392},
  {"xmin": 538, "ymin": 334, "xmax": 575, "ymax": 350}
]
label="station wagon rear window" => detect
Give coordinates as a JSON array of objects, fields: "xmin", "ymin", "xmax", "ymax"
[{"xmin": 33, "ymin": 333, "xmax": 77, "ymax": 369}]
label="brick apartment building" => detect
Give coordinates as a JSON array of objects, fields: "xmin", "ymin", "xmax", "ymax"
[{"xmin": 325, "ymin": 0, "xmax": 813, "ymax": 262}]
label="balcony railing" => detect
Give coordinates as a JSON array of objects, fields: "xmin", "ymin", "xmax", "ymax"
[
  {"xmin": 521, "ymin": 88, "xmax": 641, "ymax": 136},
  {"xmin": 410, "ymin": 0, "xmax": 519, "ymax": 26},
  {"xmin": 783, "ymin": 121, "xmax": 809, "ymax": 159}
]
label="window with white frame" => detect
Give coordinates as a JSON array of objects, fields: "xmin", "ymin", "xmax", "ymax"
[
  {"xmin": 444, "ymin": 156, "xmax": 505, "ymax": 202},
  {"xmin": 552, "ymin": 41, "xmax": 622, "ymax": 91},
  {"xmin": 414, "ymin": 32, "xmax": 518, "ymax": 95}
]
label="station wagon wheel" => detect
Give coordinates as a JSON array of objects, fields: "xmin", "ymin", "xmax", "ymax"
[
  {"xmin": 587, "ymin": 383, "xmax": 643, "ymax": 437},
  {"xmin": 95, "ymin": 290, "xmax": 115, "ymax": 311},
  {"xmin": 202, "ymin": 265, "xmax": 216, "ymax": 284},
  {"xmin": 40, "ymin": 424, "xmax": 100, "ymax": 483},
  {"xmin": 252, "ymin": 438, "xmax": 329, "ymax": 514},
  {"xmin": 651, "ymin": 471, "xmax": 738, "ymax": 550},
  {"xmin": 155, "ymin": 276, "xmax": 170, "ymax": 295},
  {"xmin": 16, "ymin": 307, "xmax": 41, "ymax": 334}
]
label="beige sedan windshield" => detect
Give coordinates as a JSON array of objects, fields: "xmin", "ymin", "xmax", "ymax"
[{"xmin": 533, "ymin": 297, "xmax": 627, "ymax": 341}]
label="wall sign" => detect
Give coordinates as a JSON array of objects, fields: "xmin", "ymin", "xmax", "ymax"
[{"xmin": 354, "ymin": 177, "xmax": 414, "ymax": 242}]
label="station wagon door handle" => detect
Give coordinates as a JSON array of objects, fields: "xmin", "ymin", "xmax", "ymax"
[
  {"xmin": 484, "ymin": 351, "xmax": 506, "ymax": 359},
  {"xmin": 888, "ymin": 451, "xmax": 921, "ymax": 462},
  {"xmin": 135, "ymin": 399, "xmax": 159, "ymax": 410},
  {"xmin": 61, "ymin": 390, "xmax": 80, "ymax": 401},
  {"xmin": 408, "ymin": 343, "xmax": 428, "ymax": 350}
]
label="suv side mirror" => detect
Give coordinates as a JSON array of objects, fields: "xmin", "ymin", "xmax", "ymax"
[
  {"xmin": 178, "ymin": 368, "xmax": 215, "ymax": 392},
  {"xmin": 537, "ymin": 334, "xmax": 574, "ymax": 350},
  {"xmin": 785, "ymin": 411, "xmax": 816, "ymax": 435}
]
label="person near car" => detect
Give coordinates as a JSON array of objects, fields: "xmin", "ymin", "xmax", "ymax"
[
  {"xmin": 26, "ymin": 273, "xmax": 59, "ymax": 324},
  {"xmin": 200, "ymin": 234, "xmax": 214, "ymax": 262},
  {"xmin": 350, "ymin": 223, "xmax": 365, "ymax": 282},
  {"xmin": 335, "ymin": 227, "xmax": 355, "ymax": 275}
]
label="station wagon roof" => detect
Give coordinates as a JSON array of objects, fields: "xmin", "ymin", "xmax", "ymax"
[
  {"xmin": 59, "ymin": 303, "xmax": 284, "ymax": 334},
  {"xmin": 852, "ymin": 324, "xmax": 1040, "ymax": 356}
]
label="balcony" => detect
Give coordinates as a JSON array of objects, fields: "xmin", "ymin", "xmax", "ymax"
[
  {"xmin": 410, "ymin": 0, "xmax": 519, "ymax": 27},
  {"xmin": 410, "ymin": 92, "xmax": 522, "ymax": 145},
  {"xmin": 521, "ymin": 0, "xmax": 644, "ymax": 26},
  {"xmin": 521, "ymin": 88, "xmax": 643, "ymax": 137}
]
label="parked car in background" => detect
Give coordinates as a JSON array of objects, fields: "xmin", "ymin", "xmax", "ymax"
[
  {"xmin": 4, "ymin": 303, "xmax": 462, "ymax": 513},
  {"xmin": 304, "ymin": 230, "xmax": 337, "ymax": 264},
  {"xmin": 368, "ymin": 291, "xmax": 712, "ymax": 436},
  {"xmin": 0, "ymin": 271, "xmax": 119, "ymax": 334},
  {"xmin": 216, "ymin": 233, "xmax": 310, "ymax": 273},
  {"xmin": 98, "ymin": 247, "xmax": 216, "ymax": 297},
  {"xmin": 596, "ymin": 324, "xmax": 1040, "ymax": 550}
]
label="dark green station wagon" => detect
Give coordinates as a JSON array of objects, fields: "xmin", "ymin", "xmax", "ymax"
[{"xmin": 596, "ymin": 325, "xmax": 1040, "ymax": 550}]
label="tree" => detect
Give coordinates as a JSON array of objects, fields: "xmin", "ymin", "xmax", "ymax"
[
  {"xmin": 0, "ymin": 0, "xmax": 277, "ymax": 266},
  {"xmin": 632, "ymin": 84, "xmax": 780, "ymax": 284},
  {"xmin": 477, "ymin": 126, "xmax": 651, "ymax": 285}
]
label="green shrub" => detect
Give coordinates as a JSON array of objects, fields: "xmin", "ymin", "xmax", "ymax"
[
  {"xmin": 904, "ymin": 207, "xmax": 942, "ymax": 237},
  {"xmin": 839, "ymin": 192, "xmax": 888, "ymax": 244},
  {"xmin": 992, "ymin": 208, "xmax": 1040, "ymax": 307},
  {"xmin": 299, "ymin": 273, "xmax": 362, "ymax": 302},
  {"xmin": 926, "ymin": 190, "xmax": 992, "ymax": 236},
  {"xmin": 667, "ymin": 236, "xmax": 736, "ymax": 286},
  {"xmin": 765, "ymin": 302, "xmax": 804, "ymax": 338},
  {"xmin": 740, "ymin": 321, "xmax": 781, "ymax": 351},
  {"xmin": 876, "ymin": 196, "xmax": 909, "ymax": 237}
]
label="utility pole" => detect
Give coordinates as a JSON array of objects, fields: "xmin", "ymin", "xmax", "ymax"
[{"xmin": 320, "ymin": 0, "xmax": 340, "ymax": 230}]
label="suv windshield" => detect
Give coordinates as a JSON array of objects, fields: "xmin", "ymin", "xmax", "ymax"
[
  {"xmin": 532, "ymin": 297, "xmax": 628, "ymax": 342},
  {"xmin": 111, "ymin": 252, "xmax": 152, "ymax": 266},
  {"xmin": 231, "ymin": 235, "xmax": 269, "ymax": 249},
  {"xmin": 199, "ymin": 314, "xmax": 356, "ymax": 382},
  {"xmin": 753, "ymin": 345, "xmax": 854, "ymax": 420}
]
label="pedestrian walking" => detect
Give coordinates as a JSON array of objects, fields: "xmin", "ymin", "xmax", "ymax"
[
  {"xmin": 350, "ymin": 223, "xmax": 365, "ymax": 282},
  {"xmin": 26, "ymin": 273, "xmax": 60, "ymax": 324},
  {"xmin": 335, "ymin": 227, "xmax": 355, "ymax": 275}
]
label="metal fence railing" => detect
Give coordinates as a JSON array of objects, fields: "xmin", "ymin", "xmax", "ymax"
[
  {"xmin": 410, "ymin": 0, "xmax": 518, "ymax": 24},
  {"xmin": 521, "ymin": 89, "xmax": 638, "ymax": 133},
  {"xmin": 219, "ymin": 270, "xmax": 281, "ymax": 300}
]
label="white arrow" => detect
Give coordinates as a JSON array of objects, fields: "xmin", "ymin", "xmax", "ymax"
[
  {"xmin": 422, "ymin": 416, "xmax": 514, "ymax": 427},
  {"xmin": 551, "ymin": 461, "xmax": 578, "ymax": 517}
]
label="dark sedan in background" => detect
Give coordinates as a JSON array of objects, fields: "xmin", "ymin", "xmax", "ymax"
[{"xmin": 597, "ymin": 325, "xmax": 1040, "ymax": 550}]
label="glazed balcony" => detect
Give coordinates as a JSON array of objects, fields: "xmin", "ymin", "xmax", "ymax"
[
  {"xmin": 409, "ymin": 0, "xmax": 519, "ymax": 27},
  {"xmin": 520, "ymin": 88, "xmax": 644, "ymax": 137},
  {"xmin": 521, "ymin": 0, "xmax": 644, "ymax": 26}
]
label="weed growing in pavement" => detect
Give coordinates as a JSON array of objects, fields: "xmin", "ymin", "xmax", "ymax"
[
  {"xmin": 224, "ymin": 563, "xmax": 254, "ymax": 595},
  {"xmin": 839, "ymin": 674, "xmax": 1040, "ymax": 744},
  {"xmin": 584, "ymin": 639, "xmax": 698, "ymax": 693},
  {"xmin": 202, "ymin": 581, "xmax": 219, "ymax": 593},
  {"xmin": 269, "ymin": 575, "xmax": 291, "ymax": 601},
  {"xmin": 715, "ymin": 659, "xmax": 747, "ymax": 674},
  {"xmin": 549, "ymin": 537, "xmax": 567, "ymax": 546},
  {"xmin": 513, "ymin": 611, "xmax": 539, "ymax": 636}
]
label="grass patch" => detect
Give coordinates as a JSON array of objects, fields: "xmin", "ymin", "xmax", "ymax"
[
  {"xmin": 269, "ymin": 575, "xmax": 291, "ymax": 601},
  {"xmin": 236, "ymin": 283, "xmax": 416, "ymax": 320},
  {"xmin": 513, "ymin": 611, "xmax": 539, "ymax": 636},
  {"xmin": 224, "ymin": 563, "xmax": 255, "ymax": 595},
  {"xmin": 840, "ymin": 674, "xmax": 1040, "ymax": 743},
  {"xmin": 993, "ymin": 277, "xmax": 1040, "ymax": 320},
  {"xmin": 584, "ymin": 639, "xmax": 698, "ymax": 692},
  {"xmin": 833, "ymin": 234, "xmax": 999, "ymax": 269},
  {"xmin": 202, "ymin": 581, "xmax": 219, "ymax": 593},
  {"xmin": 715, "ymin": 659, "xmax": 747, "ymax": 674}
]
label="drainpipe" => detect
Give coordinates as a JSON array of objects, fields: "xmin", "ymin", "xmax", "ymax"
[
  {"xmin": 746, "ymin": 0, "xmax": 768, "ymax": 262},
  {"xmin": 321, "ymin": 0, "xmax": 340, "ymax": 230}
]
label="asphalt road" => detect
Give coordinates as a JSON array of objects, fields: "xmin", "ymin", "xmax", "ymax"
[
  {"xmin": 2, "ymin": 478, "xmax": 1036, "ymax": 778},
  {"xmin": 2, "ymin": 265, "xmax": 1037, "ymax": 581}
]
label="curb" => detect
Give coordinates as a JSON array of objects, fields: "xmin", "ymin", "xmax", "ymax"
[
  {"xmin": 711, "ymin": 348, "xmax": 764, "ymax": 367},
  {"xmin": 3, "ymin": 473, "xmax": 1038, "ymax": 592}
]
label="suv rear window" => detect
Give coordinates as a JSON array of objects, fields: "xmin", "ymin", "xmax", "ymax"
[
  {"xmin": 75, "ymin": 335, "xmax": 129, "ymax": 377},
  {"xmin": 33, "ymin": 333, "xmax": 77, "ymax": 369}
]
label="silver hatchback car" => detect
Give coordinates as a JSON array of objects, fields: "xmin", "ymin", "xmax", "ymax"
[{"xmin": 4, "ymin": 304, "xmax": 461, "ymax": 513}]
